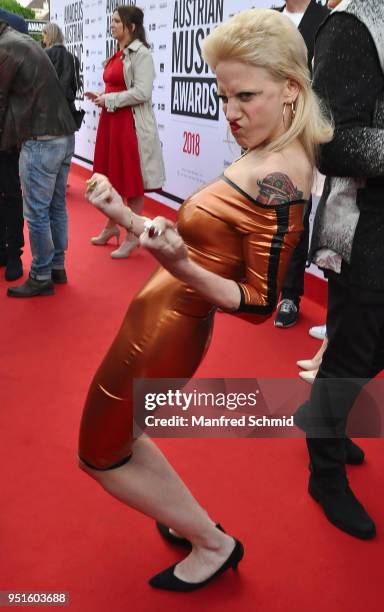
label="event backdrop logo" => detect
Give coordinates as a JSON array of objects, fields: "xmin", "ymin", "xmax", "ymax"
[
  {"xmin": 106, "ymin": 0, "xmax": 137, "ymax": 58},
  {"xmin": 64, "ymin": 0, "xmax": 84, "ymax": 97},
  {"xmin": 171, "ymin": 0, "xmax": 224, "ymax": 120}
]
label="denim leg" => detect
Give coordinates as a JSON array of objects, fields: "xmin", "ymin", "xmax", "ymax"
[
  {"xmin": 50, "ymin": 135, "xmax": 75, "ymax": 269},
  {"xmin": 19, "ymin": 137, "xmax": 73, "ymax": 280}
]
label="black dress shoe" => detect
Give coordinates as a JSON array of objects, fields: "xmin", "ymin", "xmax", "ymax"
[
  {"xmin": 7, "ymin": 276, "xmax": 54, "ymax": 298},
  {"xmin": 5, "ymin": 255, "xmax": 23, "ymax": 281},
  {"xmin": 156, "ymin": 522, "xmax": 225, "ymax": 548},
  {"xmin": 345, "ymin": 439, "xmax": 365, "ymax": 465},
  {"xmin": 149, "ymin": 538, "xmax": 244, "ymax": 591},
  {"xmin": 308, "ymin": 478, "xmax": 376, "ymax": 540},
  {"xmin": 294, "ymin": 403, "xmax": 365, "ymax": 466},
  {"xmin": 51, "ymin": 268, "xmax": 67, "ymax": 284}
]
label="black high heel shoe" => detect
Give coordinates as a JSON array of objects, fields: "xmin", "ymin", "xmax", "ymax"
[
  {"xmin": 149, "ymin": 538, "xmax": 244, "ymax": 592},
  {"xmin": 156, "ymin": 521, "xmax": 225, "ymax": 548}
]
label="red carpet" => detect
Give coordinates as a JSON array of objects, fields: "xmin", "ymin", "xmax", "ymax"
[{"xmin": 1, "ymin": 164, "xmax": 383, "ymax": 611}]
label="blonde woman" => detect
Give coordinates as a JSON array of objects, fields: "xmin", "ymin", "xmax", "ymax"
[
  {"xmin": 43, "ymin": 22, "xmax": 80, "ymax": 127},
  {"xmin": 79, "ymin": 9, "xmax": 333, "ymax": 592}
]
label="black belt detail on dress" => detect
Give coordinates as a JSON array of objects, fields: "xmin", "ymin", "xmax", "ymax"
[
  {"xmin": 237, "ymin": 204, "xmax": 290, "ymax": 314},
  {"xmin": 79, "ymin": 454, "xmax": 133, "ymax": 471}
]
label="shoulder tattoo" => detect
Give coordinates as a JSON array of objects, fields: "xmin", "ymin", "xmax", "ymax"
[{"xmin": 256, "ymin": 173, "xmax": 303, "ymax": 205}]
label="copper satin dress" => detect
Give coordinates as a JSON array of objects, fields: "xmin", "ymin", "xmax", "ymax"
[{"xmin": 79, "ymin": 175, "xmax": 306, "ymax": 469}]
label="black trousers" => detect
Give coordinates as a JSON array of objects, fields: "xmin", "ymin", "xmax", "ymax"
[
  {"xmin": 0, "ymin": 149, "xmax": 24, "ymax": 256},
  {"xmin": 306, "ymin": 270, "xmax": 384, "ymax": 489},
  {"xmin": 281, "ymin": 196, "xmax": 312, "ymax": 304}
]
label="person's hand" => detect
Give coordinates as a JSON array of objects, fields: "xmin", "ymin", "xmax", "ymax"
[
  {"xmin": 84, "ymin": 91, "xmax": 99, "ymax": 101},
  {"xmin": 85, "ymin": 174, "xmax": 125, "ymax": 223},
  {"xmin": 140, "ymin": 217, "xmax": 190, "ymax": 275},
  {"xmin": 94, "ymin": 94, "xmax": 106, "ymax": 108}
]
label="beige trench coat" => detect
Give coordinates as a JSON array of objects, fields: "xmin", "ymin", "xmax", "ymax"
[{"xmin": 104, "ymin": 39, "xmax": 165, "ymax": 190}]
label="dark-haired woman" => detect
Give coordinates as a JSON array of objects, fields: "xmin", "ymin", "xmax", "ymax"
[{"xmin": 88, "ymin": 6, "xmax": 164, "ymax": 258}]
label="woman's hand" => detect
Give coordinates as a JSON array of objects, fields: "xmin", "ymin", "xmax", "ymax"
[
  {"xmin": 140, "ymin": 217, "xmax": 190, "ymax": 276},
  {"xmin": 140, "ymin": 216, "xmax": 241, "ymax": 310},
  {"xmin": 94, "ymin": 94, "xmax": 106, "ymax": 108},
  {"xmin": 85, "ymin": 173, "xmax": 126, "ymax": 224}
]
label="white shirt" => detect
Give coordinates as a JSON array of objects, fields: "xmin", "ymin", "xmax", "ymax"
[{"xmin": 283, "ymin": 8, "xmax": 304, "ymax": 27}]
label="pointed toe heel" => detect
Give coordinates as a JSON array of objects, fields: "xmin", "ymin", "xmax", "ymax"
[
  {"xmin": 299, "ymin": 369, "xmax": 317, "ymax": 384},
  {"xmin": 91, "ymin": 226, "xmax": 120, "ymax": 245},
  {"xmin": 297, "ymin": 358, "xmax": 319, "ymax": 370},
  {"xmin": 149, "ymin": 538, "xmax": 244, "ymax": 592},
  {"xmin": 111, "ymin": 234, "xmax": 139, "ymax": 259}
]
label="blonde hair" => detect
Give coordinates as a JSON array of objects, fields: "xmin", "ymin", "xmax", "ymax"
[
  {"xmin": 44, "ymin": 22, "xmax": 65, "ymax": 48},
  {"xmin": 202, "ymin": 9, "xmax": 333, "ymax": 164}
]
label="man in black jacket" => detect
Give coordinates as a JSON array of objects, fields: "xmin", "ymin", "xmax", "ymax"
[
  {"xmin": 295, "ymin": 0, "xmax": 384, "ymax": 540},
  {"xmin": 0, "ymin": 8, "xmax": 28, "ymax": 281},
  {"xmin": 0, "ymin": 21, "xmax": 77, "ymax": 297},
  {"xmin": 273, "ymin": 0, "xmax": 329, "ymax": 327}
]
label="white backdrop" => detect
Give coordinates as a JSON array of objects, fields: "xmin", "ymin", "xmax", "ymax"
[{"xmin": 49, "ymin": 0, "xmax": 323, "ymax": 279}]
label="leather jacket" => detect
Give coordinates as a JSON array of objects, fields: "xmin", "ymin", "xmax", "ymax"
[
  {"xmin": 46, "ymin": 44, "xmax": 80, "ymax": 115},
  {"xmin": 0, "ymin": 22, "xmax": 76, "ymax": 151}
]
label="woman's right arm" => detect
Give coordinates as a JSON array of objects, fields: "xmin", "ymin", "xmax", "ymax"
[{"xmin": 85, "ymin": 174, "xmax": 148, "ymax": 235}]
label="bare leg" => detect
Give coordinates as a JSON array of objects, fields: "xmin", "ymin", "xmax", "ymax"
[
  {"xmin": 105, "ymin": 218, "xmax": 117, "ymax": 230},
  {"xmin": 80, "ymin": 436, "xmax": 236, "ymax": 582},
  {"xmin": 128, "ymin": 195, "xmax": 144, "ymax": 217},
  {"xmin": 109, "ymin": 195, "xmax": 145, "ymax": 258},
  {"xmin": 102, "ymin": 195, "xmax": 139, "ymax": 231}
]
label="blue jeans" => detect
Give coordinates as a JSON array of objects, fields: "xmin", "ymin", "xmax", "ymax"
[{"xmin": 19, "ymin": 135, "xmax": 75, "ymax": 280}]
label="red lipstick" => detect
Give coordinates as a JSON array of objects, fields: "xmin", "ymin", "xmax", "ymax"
[{"xmin": 229, "ymin": 122, "xmax": 241, "ymax": 132}]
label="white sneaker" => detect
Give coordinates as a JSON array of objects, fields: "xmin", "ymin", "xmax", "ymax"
[{"xmin": 308, "ymin": 324, "xmax": 327, "ymax": 340}]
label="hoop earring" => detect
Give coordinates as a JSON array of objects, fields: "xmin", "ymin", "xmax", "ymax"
[{"xmin": 282, "ymin": 102, "xmax": 287, "ymax": 127}]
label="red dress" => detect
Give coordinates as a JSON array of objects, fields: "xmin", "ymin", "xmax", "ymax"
[{"xmin": 93, "ymin": 50, "xmax": 144, "ymax": 199}]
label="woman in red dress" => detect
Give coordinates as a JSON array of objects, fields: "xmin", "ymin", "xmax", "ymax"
[{"xmin": 88, "ymin": 6, "xmax": 165, "ymax": 258}]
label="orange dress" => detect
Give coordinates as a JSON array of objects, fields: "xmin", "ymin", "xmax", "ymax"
[{"xmin": 79, "ymin": 176, "xmax": 306, "ymax": 469}]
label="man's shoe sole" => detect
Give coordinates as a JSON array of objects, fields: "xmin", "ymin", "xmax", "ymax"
[
  {"xmin": 274, "ymin": 319, "xmax": 298, "ymax": 328},
  {"xmin": 308, "ymin": 485, "xmax": 376, "ymax": 540},
  {"xmin": 52, "ymin": 278, "xmax": 67, "ymax": 284},
  {"xmin": 7, "ymin": 287, "xmax": 54, "ymax": 298}
]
